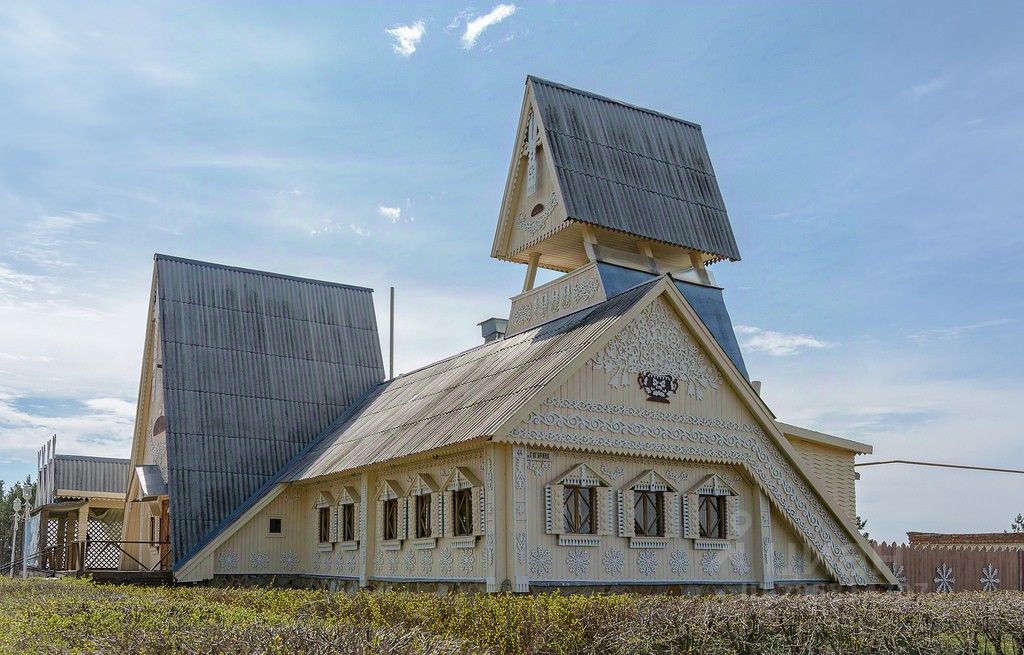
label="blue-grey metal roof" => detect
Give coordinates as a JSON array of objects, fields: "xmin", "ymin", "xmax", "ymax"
[
  {"xmin": 155, "ymin": 254, "xmax": 384, "ymax": 561},
  {"xmin": 530, "ymin": 76, "xmax": 741, "ymax": 262},
  {"xmin": 50, "ymin": 455, "xmax": 129, "ymax": 499},
  {"xmin": 597, "ymin": 263, "xmax": 749, "ymax": 380}
]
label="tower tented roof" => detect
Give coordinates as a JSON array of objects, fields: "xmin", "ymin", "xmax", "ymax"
[{"xmin": 529, "ymin": 76, "xmax": 741, "ymax": 262}]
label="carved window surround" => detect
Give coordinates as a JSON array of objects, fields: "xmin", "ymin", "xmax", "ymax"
[
  {"xmin": 629, "ymin": 537, "xmax": 669, "ymax": 550},
  {"xmin": 451, "ymin": 536, "xmax": 477, "ymax": 549},
  {"xmin": 316, "ymin": 543, "xmax": 333, "ymax": 552},
  {"xmin": 381, "ymin": 540, "xmax": 402, "ymax": 552},
  {"xmin": 412, "ymin": 538, "xmax": 437, "ymax": 550},
  {"xmin": 337, "ymin": 540, "xmax": 359, "ymax": 552},
  {"xmin": 558, "ymin": 535, "xmax": 601, "ymax": 548},
  {"xmin": 694, "ymin": 539, "xmax": 730, "ymax": 551}
]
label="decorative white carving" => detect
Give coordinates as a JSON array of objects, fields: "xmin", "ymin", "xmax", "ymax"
[
  {"xmin": 420, "ymin": 549, "xmax": 433, "ymax": 575},
  {"xmin": 345, "ymin": 551, "xmax": 357, "ymax": 574},
  {"xmin": 281, "ymin": 552, "xmax": 299, "ymax": 571},
  {"xmin": 558, "ymin": 535, "xmax": 600, "ymax": 548},
  {"xmin": 592, "ymin": 298, "xmax": 722, "ymax": 400},
  {"xmin": 518, "ymin": 193, "xmax": 558, "ymax": 236},
  {"xmin": 665, "ymin": 468, "xmax": 689, "ymax": 486},
  {"xmin": 792, "ymin": 551, "xmax": 806, "ymax": 576},
  {"xmin": 510, "ymin": 399, "xmax": 882, "ymax": 586},
  {"xmin": 529, "ymin": 546, "xmax": 552, "ymax": 576},
  {"xmin": 460, "ymin": 549, "xmax": 475, "ymax": 574},
  {"xmin": 439, "ymin": 547, "xmax": 454, "ymax": 575},
  {"xmin": 565, "ymin": 548, "xmax": 589, "ymax": 577},
  {"xmin": 730, "ymin": 552, "xmax": 751, "ymax": 577},
  {"xmin": 773, "ymin": 548, "xmax": 785, "ymax": 575},
  {"xmin": 637, "ymin": 549, "xmax": 659, "ymax": 577},
  {"xmin": 507, "ymin": 263, "xmax": 601, "ymax": 333},
  {"xmin": 701, "ymin": 551, "xmax": 721, "ymax": 576},
  {"xmin": 513, "ymin": 448, "xmax": 527, "ymax": 490},
  {"xmin": 249, "ymin": 552, "xmax": 270, "ymax": 571},
  {"xmin": 599, "ymin": 463, "xmax": 624, "ymax": 480},
  {"xmin": 603, "ymin": 548, "xmax": 624, "ymax": 576},
  {"xmin": 386, "ymin": 552, "xmax": 399, "ymax": 575},
  {"xmin": 981, "ymin": 564, "xmax": 1000, "ymax": 592},
  {"xmin": 669, "ymin": 549, "xmax": 690, "ymax": 576},
  {"xmin": 516, "ymin": 533, "xmax": 528, "ymax": 565},
  {"xmin": 890, "ymin": 562, "xmax": 906, "ymax": 591},
  {"xmin": 527, "ymin": 460, "xmax": 551, "ymax": 477},
  {"xmin": 934, "ymin": 563, "xmax": 955, "ymax": 593},
  {"xmin": 217, "ymin": 550, "xmax": 238, "ymax": 571},
  {"xmin": 404, "ymin": 551, "xmax": 416, "ymax": 575}
]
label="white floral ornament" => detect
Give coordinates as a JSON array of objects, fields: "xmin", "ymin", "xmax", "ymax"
[
  {"xmin": 592, "ymin": 298, "xmax": 723, "ymax": 401},
  {"xmin": 701, "ymin": 551, "xmax": 721, "ymax": 576},
  {"xmin": 669, "ymin": 550, "xmax": 690, "ymax": 576},
  {"xmin": 566, "ymin": 548, "xmax": 589, "ymax": 577},
  {"xmin": 250, "ymin": 552, "xmax": 270, "ymax": 571},
  {"xmin": 637, "ymin": 549, "xmax": 659, "ymax": 577},
  {"xmin": 980, "ymin": 564, "xmax": 1000, "ymax": 592},
  {"xmin": 773, "ymin": 549, "xmax": 786, "ymax": 574},
  {"xmin": 387, "ymin": 552, "xmax": 399, "ymax": 575},
  {"xmin": 934, "ymin": 563, "xmax": 955, "ymax": 593},
  {"xmin": 404, "ymin": 551, "xmax": 416, "ymax": 574},
  {"xmin": 460, "ymin": 549, "xmax": 475, "ymax": 574},
  {"xmin": 439, "ymin": 548, "xmax": 454, "ymax": 575},
  {"xmin": 792, "ymin": 552, "xmax": 806, "ymax": 576},
  {"xmin": 602, "ymin": 549, "xmax": 624, "ymax": 576},
  {"xmin": 729, "ymin": 551, "xmax": 751, "ymax": 577},
  {"xmin": 280, "ymin": 552, "xmax": 299, "ymax": 571},
  {"xmin": 890, "ymin": 562, "xmax": 906, "ymax": 591},
  {"xmin": 420, "ymin": 550, "xmax": 433, "ymax": 575},
  {"xmin": 529, "ymin": 546, "xmax": 552, "ymax": 576},
  {"xmin": 217, "ymin": 550, "xmax": 239, "ymax": 571}
]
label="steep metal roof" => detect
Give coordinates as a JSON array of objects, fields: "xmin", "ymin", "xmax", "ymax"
[
  {"xmin": 596, "ymin": 263, "xmax": 749, "ymax": 379},
  {"xmin": 155, "ymin": 254, "xmax": 384, "ymax": 561},
  {"xmin": 287, "ymin": 280, "xmax": 658, "ymax": 481},
  {"xmin": 530, "ymin": 76, "xmax": 741, "ymax": 262}
]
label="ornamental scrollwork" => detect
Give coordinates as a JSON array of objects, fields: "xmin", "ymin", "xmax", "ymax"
[{"xmin": 592, "ymin": 298, "xmax": 722, "ymax": 400}]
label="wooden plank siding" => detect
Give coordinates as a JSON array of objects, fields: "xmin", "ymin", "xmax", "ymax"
[{"xmin": 872, "ymin": 541, "xmax": 1023, "ymax": 593}]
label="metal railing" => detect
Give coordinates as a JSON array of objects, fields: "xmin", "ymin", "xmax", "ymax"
[{"xmin": 4, "ymin": 540, "xmax": 171, "ymax": 577}]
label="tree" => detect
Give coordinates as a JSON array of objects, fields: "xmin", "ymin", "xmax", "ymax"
[
  {"xmin": 856, "ymin": 515, "xmax": 869, "ymax": 540},
  {"xmin": 1008, "ymin": 513, "xmax": 1024, "ymax": 533}
]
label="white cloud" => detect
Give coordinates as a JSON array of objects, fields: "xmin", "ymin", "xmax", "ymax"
[
  {"xmin": 385, "ymin": 21, "xmax": 426, "ymax": 57},
  {"xmin": 907, "ymin": 75, "xmax": 949, "ymax": 100},
  {"xmin": 735, "ymin": 325, "xmax": 834, "ymax": 356},
  {"xmin": 377, "ymin": 205, "xmax": 402, "ymax": 223},
  {"xmin": 446, "ymin": 8, "xmax": 474, "ymax": 32},
  {"xmin": 909, "ymin": 318, "xmax": 1014, "ymax": 342},
  {"xmin": 349, "ymin": 223, "xmax": 371, "ymax": 237},
  {"xmin": 461, "ymin": 4, "xmax": 517, "ymax": 50}
]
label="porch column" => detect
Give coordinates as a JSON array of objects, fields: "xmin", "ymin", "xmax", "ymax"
[{"xmin": 752, "ymin": 490, "xmax": 775, "ymax": 590}]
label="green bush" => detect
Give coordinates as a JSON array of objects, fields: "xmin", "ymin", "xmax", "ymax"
[{"xmin": 0, "ymin": 578, "xmax": 1022, "ymax": 654}]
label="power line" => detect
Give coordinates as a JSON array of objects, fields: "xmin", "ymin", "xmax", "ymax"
[{"xmin": 855, "ymin": 459, "xmax": 1024, "ymax": 476}]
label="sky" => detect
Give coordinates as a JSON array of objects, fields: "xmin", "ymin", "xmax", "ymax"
[{"xmin": 0, "ymin": 1, "xmax": 1022, "ymax": 542}]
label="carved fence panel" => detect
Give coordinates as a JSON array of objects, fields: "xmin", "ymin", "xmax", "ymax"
[{"xmin": 872, "ymin": 541, "xmax": 1023, "ymax": 593}]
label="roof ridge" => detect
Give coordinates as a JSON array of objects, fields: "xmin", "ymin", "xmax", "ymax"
[
  {"xmin": 53, "ymin": 454, "xmax": 130, "ymax": 464},
  {"xmin": 527, "ymin": 75, "xmax": 703, "ymax": 130},
  {"xmin": 154, "ymin": 253, "xmax": 374, "ymax": 293}
]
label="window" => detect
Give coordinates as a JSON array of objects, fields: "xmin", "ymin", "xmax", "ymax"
[
  {"xmin": 452, "ymin": 488, "xmax": 473, "ymax": 537},
  {"xmin": 317, "ymin": 506, "xmax": 331, "ymax": 544},
  {"xmin": 148, "ymin": 515, "xmax": 158, "ymax": 546},
  {"xmin": 563, "ymin": 485, "xmax": 595, "ymax": 534},
  {"xmin": 383, "ymin": 498, "xmax": 399, "ymax": 541},
  {"xmin": 415, "ymin": 494, "xmax": 432, "ymax": 538},
  {"xmin": 699, "ymin": 494, "xmax": 727, "ymax": 539},
  {"xmin": 341, "ymin": 504, "xmax": 355, "ymax": 542},
  {"xmin": 634, "ymin": 490, "xmax": 663, "ymax": 537},
  {"xmin": 268, "ymin": 517, "xmax": 282, "ymax": 535}
]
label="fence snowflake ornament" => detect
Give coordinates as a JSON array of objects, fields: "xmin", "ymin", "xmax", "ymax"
[
  {"xmin": 980, "ymin": 564, "xmax": 1000, "ymax": 592},
  {"xmin": 565, "ymin": 548, "xmax": 589, "ymax": 577},
  {"xmin": 934, "ymin": 563, "xmax": 955, "ymax": 593},
  {"xmin": 637, "ymin": 549, "xmax": 659, "ymax": 577},
  {"xmin": 602, "ymin": 548, "xmax": 624, "ymax": 576},
  {"xmin": 890, "ymin": 562, "xmax": 906, "ymax": 591}
]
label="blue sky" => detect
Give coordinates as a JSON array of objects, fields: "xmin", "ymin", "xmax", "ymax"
[{"xmin": 0, "ymin": 1, "xmax": 1021, "ymax": 541}]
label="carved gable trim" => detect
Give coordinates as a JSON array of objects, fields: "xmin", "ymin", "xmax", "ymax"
[
  {"xmin": 313, "ymin": 490, "xmax": 336, "ymax": 508},
  {"xmin": 408, "ymin": 473, "xmax": 440, "ymax": 496},
  {"xmin": 377, "ymin": 479, "xmax": 404, "ymax": 501},
  {"xmin": 623, "ymin": 469, "xmax": 675, "ymax": 493},
  {"xmin": 443, "ymin": 466, "xmax": 482, "ymax": 491},
  {"xmin": 553, "ymin": 463, "xmax": 609, "ymax": 488},
  {"xmin": 338, "ymin": 485, "xmax": 360, "ymax": 505},
  {"xmin": 687, "ymin": 474, "xmax": 736, "ymax": 497}
]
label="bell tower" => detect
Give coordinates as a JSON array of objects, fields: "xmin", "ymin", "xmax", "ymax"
[{"xmin": 492, "ymin": 76, "xmax": 743, "ymax": 340}]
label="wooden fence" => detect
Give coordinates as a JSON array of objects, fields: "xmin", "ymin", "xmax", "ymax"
[{"xmin": 872, "ymin": 541, "xmax": 1024, "ymax": 593}]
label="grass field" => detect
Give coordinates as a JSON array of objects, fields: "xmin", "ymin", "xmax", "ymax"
[{"xmin": 1, "ymin": 577, "xmax": 1022, "ymax": 654}]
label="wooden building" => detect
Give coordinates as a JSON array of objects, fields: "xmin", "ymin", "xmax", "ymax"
[{"xmin": 122, "ymin": 76, "xmax": 895, "ymax": 592}]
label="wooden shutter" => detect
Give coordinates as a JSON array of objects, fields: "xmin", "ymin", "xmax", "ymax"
[
  {"xmin": 430, "ymin": 492, "xmax": 442, "ymax": 538},
  {"xmin": 474, "ymin": 486, "xmax": 485, "ymax": 536},
  {"xmin": 329, "ymin": 506, "xmax": 339, "ymax": 543},
  {"xmin": 618, "ymin": 490, "xmax": 635, "ymax": 538},
  {"xmin": 596, "ymin": 486, "xmax": 612, "ymax": 535},
  {"xmin": 351, "ymin": 502, "xmax": 360, "ymax": 542},
  {"xmin": 683, "ymin": 493, "xmax": 699, "ymax": 539},
  {"xmin": 544, "ymin": 484, "xmax": 565, "ymax": 534},
  {"xmin": 376, "ymin": 499, "xmax": 385, "ymax": 541},
  {"xmin": 664, "ymin": 492, "xmax": 680, "ymax": 538},
  {"xmin": 725, "ymin": 494, "xmax": 739, "ymax": 539},
  {"xmin": 398, "ymin": 497, "xmax": 409, "ymax": 540}
]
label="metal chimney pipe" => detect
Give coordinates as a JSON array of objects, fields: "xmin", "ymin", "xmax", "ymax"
[{"xmin": 389, "ymin": 286, "xmax": 395, "ymax": 379}]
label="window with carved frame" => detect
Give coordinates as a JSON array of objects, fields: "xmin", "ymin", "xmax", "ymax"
[
  {"xmin": 415, "ymin": 494, "xmax": 432, "ymax": 538},
  {"xmin": 699, "ymin": 494, "xmax": 727, "ymax": 539},
  {"xmin": 317, "ymin": 506, "xmax": 331, "ymax": 544},
  {"xmin": 340, "ymin": 503, "xmax": 355, "ymax": 542},
  {"xmin": 452, "ymin": 488, "xmax": 473, "ymax": 537},
  {"xmin": 633, "ymin": 489, "xmax": 663, "ymax": 537},
  {"xmin": 563, "ymin": 485, "xmax": 595, "ymax": 534},
  {"xmin": 383, "ymin": 498, "xmax": 399, "ymax": 541}
]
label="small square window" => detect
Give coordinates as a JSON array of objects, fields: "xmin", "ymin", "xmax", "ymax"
[{"xmin": 268, "ymin": 517, "xmax": 282, "ymax": 534}]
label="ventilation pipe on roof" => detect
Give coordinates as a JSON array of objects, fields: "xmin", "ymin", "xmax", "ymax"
[
  {"xmin": 478, "ymin": 318, "xmax": 508, "ymax": 343},
  {"xmin": 751, "ymin": 380, "xmax": 762, "ymax": 395}
]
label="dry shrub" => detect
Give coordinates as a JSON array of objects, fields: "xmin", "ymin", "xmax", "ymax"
[{"xmin": 1, "ymin": 578, "xmax": 1023, "ymax": 655}]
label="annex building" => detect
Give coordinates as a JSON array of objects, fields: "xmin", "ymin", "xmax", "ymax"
[{"xmin": 121, "ymin": 77, "xmax": 896, "ymax": 592}]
